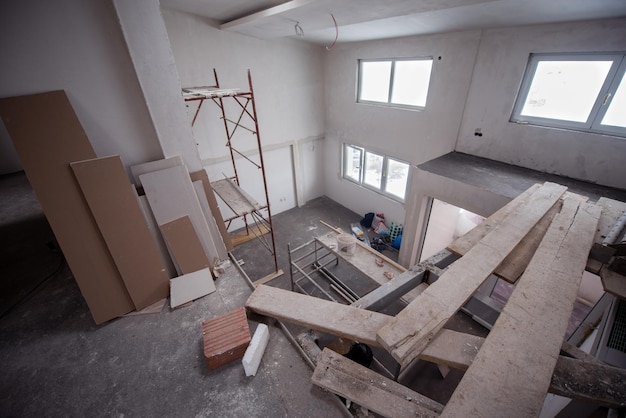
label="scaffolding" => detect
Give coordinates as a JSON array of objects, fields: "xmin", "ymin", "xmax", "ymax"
[{"xmin": 182, "ymin": 69, "xmax": 279, "ymax": 276}]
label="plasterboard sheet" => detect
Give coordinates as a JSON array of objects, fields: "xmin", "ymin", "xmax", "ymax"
[
  {"xmin": 0, "ymin": 90, "xmax": 133, "ymax": 324},
  {"xmin": 71, "ymin": 155, "xmax": 169, "ymax": 310},
  {"xmin": 193, "ymin": 180, "xmax": 228, "ymax": 261},
  {"xmin": 170, "ymin": 268, "xmax": 216, "ymax": 308},
  {"xmin": 189, "ymin": 168, "xmax": 232, "ymax": 251},
  {"xmin": 160, "ymin": 216, "xmax": 210, "ymax": 275},
  {"xmin": 135, "ymin": 193, "xmax": 178, "ymax": 278},
  {"xmin": 130, "ymin": 155, "xmax": 183, "ymax": 187},
  {"xmin": 140, "ymin": 165, "xmax": 220, "ymax": 263}
]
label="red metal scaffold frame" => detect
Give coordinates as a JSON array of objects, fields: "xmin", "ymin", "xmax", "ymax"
[{"xmin": 182, "ymin": 69, "xmax": 279, "ymax": 277}]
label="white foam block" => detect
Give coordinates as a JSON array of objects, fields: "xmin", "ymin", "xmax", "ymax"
[
  {"xmin": 169, "ymin": 268, "xmax": 216, "ymax": 308},
  {"xmin": 242, "ymin": 323, "xmax": 270, "ymax": 376}
]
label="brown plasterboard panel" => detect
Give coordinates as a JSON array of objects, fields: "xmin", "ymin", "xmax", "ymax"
[
  {"xmin": 71, "ymin": 155, "xmax": 169, "ymax": 310},
  {"xmin": 160, "ymin": 216, "xmax": 210, "ymax": 275},
  {"xmin": 0, "ymin": 91, "xmax": 133, "ymax": 324},
  {"xmin": 190, "ymin": 169, "xmax": 233, "ymax": 251}
]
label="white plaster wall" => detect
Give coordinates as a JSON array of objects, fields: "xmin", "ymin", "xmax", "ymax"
[
  {"xmin": 456, "ymin": 18, "xmax": 626, "ymax": 190},
  {"xmin": 323, "ymin": 30, "xmax": 482, "ymax": 227},
  {"xmin": 0, "ymin": 0, "xmax": 163, "ymax": 174},
  {"xmin": 161, "ymin": 9, "xmax": 326, "ymax": 210}
]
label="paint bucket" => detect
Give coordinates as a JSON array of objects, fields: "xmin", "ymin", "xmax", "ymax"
[{"xmin": 337, "ymin": 233, "xmax": 356, "ymax": 256}]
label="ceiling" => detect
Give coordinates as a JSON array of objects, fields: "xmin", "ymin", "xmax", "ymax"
[{"xmin": 160, "ymin": 0, "xmax": 626, "ymax": 45}]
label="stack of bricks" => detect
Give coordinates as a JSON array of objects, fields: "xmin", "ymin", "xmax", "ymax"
[{"xmin": 202, "ymin": 307, "xmax": 251, "ymax": 370}]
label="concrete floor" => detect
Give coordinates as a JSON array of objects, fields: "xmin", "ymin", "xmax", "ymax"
[{"xmin": 0, "ymin": 172, "xmax": 350, "ymax": 417}]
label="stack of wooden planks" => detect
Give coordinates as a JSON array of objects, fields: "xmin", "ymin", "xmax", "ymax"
[{"xmin": 245, "ymin": 182, "xmax": 626, "ymax": 415}]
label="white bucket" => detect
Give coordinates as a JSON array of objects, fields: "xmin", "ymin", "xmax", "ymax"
[{"xmin": 336, "ymin": 233, "xmax": 357, "ymax": 256}]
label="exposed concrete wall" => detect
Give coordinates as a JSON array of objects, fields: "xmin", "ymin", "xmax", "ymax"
[
  {"xmin": 0, "ymin": 0, "xmax": 163, "ymax": 175},
  {"xmin": 323, "ymin": 30, "xmax": 482, "ymax": 227},
  {"xmin": 456, "ymin": 18, "xmax": 626, "ymax": 190},
  {"xmin": 161, "ymin": 9, "xmax": 326, "ymax": 209}
]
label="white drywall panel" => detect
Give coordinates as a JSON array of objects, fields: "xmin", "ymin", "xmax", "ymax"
[
  {"xmin": 456, "ymin": 18, "xmax": 626, "ymax": 190},
  {"xmin": 193, "ymin": 180, "xmax": 228, "ymax": 261},
  {"xmin": 130, "ymin": 155, "xmax": 184, "ymax": 187},
  {"xmin": 113, "ymin": 0, "xmax": 202, "ymax": 173},
  {"xmin": 322, "ymin": 30, "xmax": 482, "ymax": 231},
  {"xmin": 161, "ymin": 8, "xmax": 325, "ymax": 207},
  {"xmin": 170, "ymin": 268, "xmax": 216, "ymax": 308},
  {"xmin": 0, "ymin": 0, "xmax": 162, "ymax": 175},
  {"xmin": 140, "ymin": 165, "xmax": 220, "ymax": 264}
]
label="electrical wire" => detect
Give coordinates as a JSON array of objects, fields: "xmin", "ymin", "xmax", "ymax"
[{"xmin": 325, "ymin": 13, "xmax": 338, "ymax": 51}]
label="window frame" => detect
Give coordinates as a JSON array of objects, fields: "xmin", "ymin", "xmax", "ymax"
[
  {"xmin": 510, "ymin": 52, "xmax": 626, "ymax": 138},
  {"xmin": 342, "ymin": 143, "xmax": 410, "ymax": 202},
  {"xmin": 357, "ymin": 57, "xmax": 434, "ymax": 110}
]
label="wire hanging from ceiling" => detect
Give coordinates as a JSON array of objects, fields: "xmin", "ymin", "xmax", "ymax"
[
  {"xmin": 294, "ymin": 21, "xmax": 304, "ymax": 37},
  {"xmin": 325, "ymin": 13, "xmax": 338, "ymax": 51}
]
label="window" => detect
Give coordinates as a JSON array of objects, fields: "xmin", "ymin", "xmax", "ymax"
[
  {"xmin": 342, "ymin": 144, "xmax": 410, "ymax": 202},
  {"xmin": 511, "ymin": 52, "xmax": 626, "ymax": 137},
  {"xmin": 358, "ymin": 58, "xmax": 433, "ymax": 109}
]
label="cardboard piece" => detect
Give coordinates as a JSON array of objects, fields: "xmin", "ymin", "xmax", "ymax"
[
  {"xmin": 71, "ymin": 155, "xmax": 169, "ymax": 310},
  {"xmin": 0, "ymin": 91, "xmax": 133, "ymax": 324},
  {"xmin": 160, "ymin": 216, "xmax": 210, "ymax": 275}
]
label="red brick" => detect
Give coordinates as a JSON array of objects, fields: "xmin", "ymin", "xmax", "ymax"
[{"xmin": 202, "ymin": 308, "xmax": 251, "ymax": 370}]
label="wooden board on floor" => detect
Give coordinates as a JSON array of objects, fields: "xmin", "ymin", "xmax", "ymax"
[
  {"xmin": 377, "ymin": 182, "xmax": 568, "ymax": 367},
  {"xmin": 140, "ymin": 165, "xmax": 220, "ymax": 265},
  {"xmin": 231, "ymin": 223, "xmax": 270, "ymax": 247},
  {"xmin": 190, "ymin": 169, "xmax": 232, "ymax": 251},
  {"xmin": 312, "ymin": 348, "xmax": 443, "ymax": 418},
  {"xmin": 316, "ymin": 232, "xmax": 406, "ymax": 286},
  {"xmin": 441, "ymin": 199, "xmax": 602, "ymax": 417},
  {"xmin": 71, "ymin": 155, "xmax": 169, "ymax": 310},
  {"xmin": 160, "ymin": 216, "xmax": 210, "ymax": 275},
  {"xmin": 0, "ymin": 91, "xmax": 133, "ymax": 324}
]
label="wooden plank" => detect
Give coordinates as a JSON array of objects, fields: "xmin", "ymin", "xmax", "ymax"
[
  {"xmin": 351, "ymin": 266, "xmax": 427, "ymax": 311},
  {"xmin": 71, "ymin": 156, "xmax": 170, "ymax": 310},
  {"xmin": 320, "ymin": 220, "xmax": 407, "ymax": 272},
  {"xmin": 189, "ymin": 169, "xmax": 233, "ymax": 251},
  {"xmin": 316, "ymin": 232, "xmax": 405, "ymax": 286},
  {"xmin": 246, "ymin": 285, "xmax": 481, "ymax": 369},
  {"xmin": 441, "ymin": 199, "xmax": 602, "ymax": 417},
  {"xmin": 211, "ymin": 178, "xmax": 261, "ymax": 216},
  {"xmin": 377, "ymin": 182, "xmax": 568, "ymax": 367},
  {"xmin": 252, "ymin": 269, "xmax": 284, "ymax": 287},
  {"xmin": 600, "ymin": 265, "xmax": 626, "ymax": 299},
  {"xmin": 246, "ymin": 285, "xmax": 626, "ymax": 407},
  {"xmin": 160, "ymin": 216, "xmax": 210, "ymax": 275},
  {"xmin": 140, "ymin": 165, "xmax": 221, "ymax": 265},
  {"xmin": 192, "ymin": 180, "xmax": 228, "ymax": 261},
  {"xmin": 311, "ymin": 348, "xmax": 443, "ymax": 418},
  {"xmin": 231, "ymin": 223, "xmax": 270, "ymax": 247},
  {"xmin": 551, "ymin": 355, "xmax": 626, "ymax": 408},
  {"xmin": 170, "ymin": 268, "xmax": 216, "ymax": 308},
  {"xmin": 0, "ymin": 91, "xmax": 133, "ymax": 324}
]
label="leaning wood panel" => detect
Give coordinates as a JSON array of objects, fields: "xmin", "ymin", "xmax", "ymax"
[
  {"xmin": 441, "ymin": 199, "xmax": 601, "ymax": 417},
  {"xmin": 160, "ymin": 216, "xmax": 210, "ymax": 275},
  {"xmin": 0, "ymin": 91, "xmax": 133, "ymax": 324},
  {"xmin": 192, "ymin": 180, "xmax": 228, "ymax": 260},
  {"xmin": 71, "ymin": 156, "xmax": 169, "ymax": 310},
  {"xmin": 377, "ymin": 182, "xmax": 567, "ymax": 367},
  {"xmin": 312, "ymin": 348, "xmax": 443, "ymax": 418}
]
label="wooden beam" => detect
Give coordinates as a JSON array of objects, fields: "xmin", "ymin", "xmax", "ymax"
[
  {"xmin": 441, "ymin": 199, "xmax": 602, "ymax": 417},
  {"xmin": 246, "ymin": 285, "xmax": 626, "ymax": 408},
  {"xmin": 312, "ymin": 348, "xmax": 443, "ymax": 418},
  {"xmin": 377, "ymin": 182, "xmax": 567, "ymax": 368},
  {"xmin": 351, "ymin": 266, "xmax": 427, "ymax": 311}
]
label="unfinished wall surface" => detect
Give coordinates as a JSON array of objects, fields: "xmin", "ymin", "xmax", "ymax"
[
  {"xmin": 456, "ymin": 18, "xmax": 626, "ymax": 190},
  {"xmin": 323, "ymin": 30, "xmax": 482, "ymax": 226},
  {"xmin": 161, "ymin": 9, "xmax": 326, "ymax": 209},
  {"xmin": 0, "ymin": 0, "xmax": 163, "ymax": 175}
]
